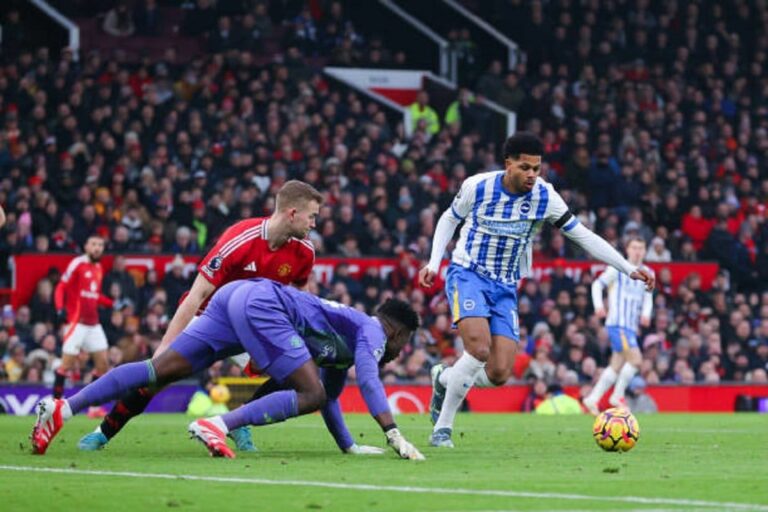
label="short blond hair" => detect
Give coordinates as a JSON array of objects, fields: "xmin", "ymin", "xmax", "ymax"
[{"xmin": 275, "ymin": 180, "xmax": 323, "ymax": 211}]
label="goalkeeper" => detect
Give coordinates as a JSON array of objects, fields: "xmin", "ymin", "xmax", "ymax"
[{"xmin": 32, "ymin": 279, "xmax": 425, "ymax": 461}]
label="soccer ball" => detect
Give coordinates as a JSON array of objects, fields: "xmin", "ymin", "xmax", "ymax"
[
  {"xmin": 209, "ymin": 384, "xmax": 231, "ymax": 404},
  {"xmin": 592, "ymin": 407, "xmax": 640, "ymax": 452}
]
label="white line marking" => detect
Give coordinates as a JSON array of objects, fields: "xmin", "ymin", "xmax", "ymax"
[
  {"xmin": 0, "ymin": 465, "xmax": 765, "ymax": 510},
  {"xmin": 462, "ymin": 509, "xmax": 714, "ymax": 512}
]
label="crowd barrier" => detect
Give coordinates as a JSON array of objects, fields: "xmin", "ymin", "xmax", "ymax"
[
  {"xmin": 11, "ymin": 253, "xmax": 719, "ymax": 307},
  {"xmin": 2, "ymin": 383, "xmax": 766, "ymax": 415}
]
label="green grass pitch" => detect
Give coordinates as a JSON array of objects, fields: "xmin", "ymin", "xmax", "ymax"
[{"xmin": 1, "ymin": 413, "xmax": 766, "ymax": 511}]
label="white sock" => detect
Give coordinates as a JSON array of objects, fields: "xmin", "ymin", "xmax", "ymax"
[
  {"xmin": 473, "ymin": 368, "xmax": 494, "ymax": 387},
  {"xmin": 585, "ymin": 367, "xmax": 618, "ymax": 404},
  {"xmin": 62, "ymin": 400, "xmax": 73, "ymax": 420},
  {"xmin": 207, "ymin": 415, "xmax": 229, "ymax": 434},
  {"xmin": 438, "ymin": 366, "xmax": 453, "ymax": 387},
  {"xmin": 610, "ymin": 363, "xmax": 638, "ymax": 401},
  {"xmin": 434, "ymin": 352, "xmax": 485, "ymax": 431},
  {"xmin": 440, "ymin": 363, "xmax": 494, "ymax": 388}
]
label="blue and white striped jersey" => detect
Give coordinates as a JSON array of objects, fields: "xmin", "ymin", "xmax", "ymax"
[
  {"xmin": 592, "ymin": 266, "xmax": 654, "ymax": 330},
  {"xmin": 450, "ymin": 172, "xmax": 579, "ymax": 284}
]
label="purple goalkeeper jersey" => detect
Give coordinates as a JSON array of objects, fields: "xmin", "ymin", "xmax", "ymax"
[{"xmin": 184, "ymin": 279, "xmax": 391, "ymax": 421}]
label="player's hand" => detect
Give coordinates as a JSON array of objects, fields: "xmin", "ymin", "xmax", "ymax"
[
  {"xmin": 630, "ymin": 267, "xmax": 655, "ymax": 291},
  {"xmin": 344, "ymin": 443, "xmax": 385, "ymax": 455},
  {"xmin": 385, "ymin": 428, "xmax": 425, "ymax": 460},
  {"xmin": 418, "ymin": 266, "xmax": 436, "ymax": 288},
  {"xmin": 55, "ymin": 309, "xmax": 67, "ymax": 327},
  {"xmin": 594, "ymin": 308, "xmax": 607, "ymax": 319}
]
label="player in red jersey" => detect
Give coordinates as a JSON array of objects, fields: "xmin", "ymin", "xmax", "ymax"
[
  {"xmin": 52, "ymin": 236, "xmax": 114, "ymax": 401},
  {"xmin": 78, "ymin": 181, "xmax": 322, "ymax": 452}
]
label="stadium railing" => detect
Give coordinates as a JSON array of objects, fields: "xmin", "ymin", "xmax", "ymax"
[
  {"xmin": 346, "ymin": 0, "xmax": 456, "ymax": 84},
  {"xmin": 389, "ymin": 0, "xmax": 520, "ymax": 84},
  {"xmin": 28, "ymin": 0, "xmax": 79, "ymax": 59}
]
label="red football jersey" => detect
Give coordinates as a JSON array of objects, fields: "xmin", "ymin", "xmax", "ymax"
[
  {"xmin": 197, "ymin": 217, "xmax": 315, "ymax": 296},
  {"xmin": 54, "ymin": 255, "xmax": 113, "ymax": 326}
]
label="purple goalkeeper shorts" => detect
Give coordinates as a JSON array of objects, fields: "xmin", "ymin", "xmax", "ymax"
[{"xmin": 170, "ymin": 280, "xmax": 312, "ymax": 382}]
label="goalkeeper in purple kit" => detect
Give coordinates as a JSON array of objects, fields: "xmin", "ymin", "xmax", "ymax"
[{"xmin": 32, "ymin": 278, "xmax": 425, "ymax": 460}]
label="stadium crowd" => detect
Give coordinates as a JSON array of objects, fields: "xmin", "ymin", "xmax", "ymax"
[{"xmin": 1, "ymin": 0, "xmax": 768, "ymax": 403}]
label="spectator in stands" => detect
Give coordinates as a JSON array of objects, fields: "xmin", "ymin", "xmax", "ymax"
[
  {"xmin": 496, "ymin": 72, "xmax": 527, "ymax": 112},
  {"xmin": 645, "ymin": 236, "xmax": 672, "ymax": 262},
  {"xmin": 4, "ymin": 342, "xmax": 26, "ymax": 383},
  {"xmin": 408, "ymin": 91, "xmax": 440, "ymax": 136},
  {"xmin": 208, "ymin": 16, "xmax": 241, "ymax": 53},
  {"xmin": 103, "ymin": 2, "xmax": 136, "ymax": 37},
  {"xmin": 3, "ymin": 0, "xmax": 768, "ymax": 388},
  {"xmin": 133, "ymin": 0, "xmax": 163, "ymax": 37},
  {"xmin": 103, "ymin": 256, "xmax": 139, "ymax": 308},
  {"xmin": 182, "ymin": 0, "xmax": 217, "ymax": 36},
  {"xmin": 29, "ymin": 279, "xmax": 57, "ymax": 327},
  {"xmin": 1, "ymin": 9, "xmax": 25, "ymax": 54},
  {"xmin": 161, "ymin": 256, "xmax": 191, "ymax": 315},
  {"xmin": 626, "ymin": 377, "xmax": 658, "ymax": 413}
]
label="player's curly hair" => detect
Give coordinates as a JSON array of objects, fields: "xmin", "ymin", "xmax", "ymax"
[
  {"xmin": 376, "ymin": 298, "xmax": 420, "ymax": 331},
  {"xmin": 503, "ymin": 131, "xmax": 544, "ymax": 160}
]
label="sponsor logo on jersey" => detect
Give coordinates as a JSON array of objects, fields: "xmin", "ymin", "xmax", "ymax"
[
  {"xmin": 85, "ymin": 271, "xmax": 92, "ymax": 278},
  {"xmin": 278, "ymin": 263, "xmax": 292, "ymax": 277},
  {"xmin": 208, "ymin": 256, "xmax": 223, "ymax": 270},
  {"xmin": 373, "ymin": 346, "xmax": 385, "ymax": 362},
  {"xmin": 289, "ymin": 335, "xmax": 304, "ymax": 348},
  {"xmin": 319, "ymin": 343, "xmax": 337, "ymax": 361},
  {"xmin": 202, "ymin": 255, "xmax": 222, "ymax": 277},
  {"xmin": 243, "ymin": 262, "xmax": 257, "ymax": 272},
  {"xmin": 477, "ymin": 217, "xmax": 529, "ymax": 237}
]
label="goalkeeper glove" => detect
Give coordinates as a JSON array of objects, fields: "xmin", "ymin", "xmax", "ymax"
[
  {"xmin": 385, "ymin": 428, "xmax": 425, "ymax": 460},
  {"xmin": 344, "ymin": 443, "xmax": 385, "ymax": 455}
]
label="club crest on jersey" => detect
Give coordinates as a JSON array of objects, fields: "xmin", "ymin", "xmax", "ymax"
[
  {"xmin": 518, "ymin": 201, "xmax": 532, "ymax": 216},
  {"xmin": 463, "ymin": 299, "xmax": 475, "ymax": 311},
  {"xmin": 278, "ymin": 263, "xmax": 292, "ymax": 277}
]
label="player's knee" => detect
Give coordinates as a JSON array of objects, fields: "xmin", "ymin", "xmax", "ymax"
[
  {"xmin": 486, "ymin": 366, "xmax": 511, "ymax": 386},
  {"xmin": 298, "ymin": 385, "xmax": 326, "ymax": 413},
  {"xmin": 467, "ymin": 344, "xmax": 491, "ymax": 362}
]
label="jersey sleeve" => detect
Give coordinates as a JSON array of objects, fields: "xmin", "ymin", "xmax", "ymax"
[
  {"xmin": 597, "ymin": 266, "xmax": 619, "ymax": 287},
  {"xmin": 292, "ymin": 241, "xmax": 315, "ymax": 287},
  {"xmin": 544, "ymin": 183, "xmax": 580, "ymax": 232},
  {"xmin": 319, "ymin": 368, "xmax": 354, "ymax": 451},
  {"xmin": 450, "ymin": 178, "xmax": 477, "ymax": 220},
  {"xmin": 60, "ymin": 257, "xmax": 82, "ymax": 284},
  {"xmin": 198, "ymin": 225, "xmax": 247, "ymax": 288},
  {"xmin": 591, "ymin": 266, "xmax": 618, "ymax": 310},
  {"xmin": 57, "ymin": 258, "xmax": 82, "ymax": 308},
  {"xmin": 353, "ymin": 322, "xmax": 390, "ymax": 418},
  {"xmin": 641, "ymin": 267, "xmax": 654, "ymax": 318}
]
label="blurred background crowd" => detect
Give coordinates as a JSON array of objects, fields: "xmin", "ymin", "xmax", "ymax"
[{"xmin": 1, "ymin": 0, "xmax": 768, "ymax": 406}]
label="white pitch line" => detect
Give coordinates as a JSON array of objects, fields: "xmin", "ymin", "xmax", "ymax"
[
  {"xmin": 0, "ymin": 465, "xmax": 766, "ymax": 511},
  {"xmin": 463, "ymin": 509, "xmax": 715, "ymax": 512}
]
